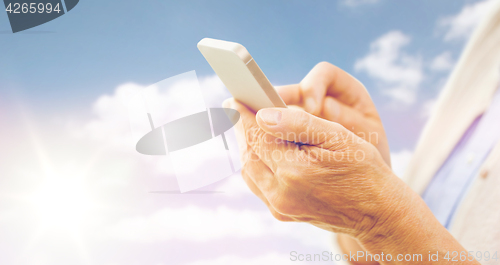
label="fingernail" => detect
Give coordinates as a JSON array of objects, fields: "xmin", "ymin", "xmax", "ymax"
[
  {"xmin": 258, "ymin": 109, "xmax": 282, "ymax": 126},
  {"xmin": 305, "ymin": 98, "xmax": 317, "ymax": 113}
]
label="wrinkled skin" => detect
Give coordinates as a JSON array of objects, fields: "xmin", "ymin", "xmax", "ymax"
[
  {"xmin": 226, "ymin": 96, "xmax": 404, "ymax": 239},
  {"xmin": 274, "ymin": 62, "xmax": 391, "ymax": 166},
  {"xmin": 225, "ymin": 62, "xmax": 478, "ymax": 265},
  {"xmin": 225, "ymin": 62, "xmax": 401, "ymax": 238}
]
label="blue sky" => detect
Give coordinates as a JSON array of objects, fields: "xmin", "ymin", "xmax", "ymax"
[
  {"xmin": 0, "ymin": 0, "xmax": 479, "ymax": 151},
  {"xmin": 0, "ymin": 1, "xmax": 495, "ymax": 264},
  {"xmin": 0, "ymin": 1, "xmax": 467, "ymax": 97}
]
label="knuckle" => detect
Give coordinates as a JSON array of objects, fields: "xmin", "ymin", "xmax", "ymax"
[
  {"xmin": 241, "ymin": 163, "xmax": 252, "ymax": 178},
  {"xmin": 315, "ymin": 61, "xmax": 333, "ymax": 70},
  {"xmin": 296, "ymin": 112, "xmax": 311, "ymax": 127},
  {"xmin": 268, "ymin": 190, "xmax": 294, "ymax": 216},
  {"xmin": 241, "ymin": 155, "xmax": 261, "ymax": 176},
  {"xmin": 292, "ymin": 115, "xmax": 312, "ymax": 143},
  {"xmin": 271, "ymin": 200, "xmax": 289, "ymax": 216},
  {"xmin": 300, "ymin": 82, "xmax": 315, "ymax": 93},
  {"xmin": 271, "ymin": 210, "xmax": 291, "ymax": 222},
  {"xmin": 268, "ymin": 192, "xmax": 284, "ymax": 211},
  {"xmin": 276, "ymin": 166, "xmax": 296, "ymax": 180},
  {"xmin": 277, "ymin": 166, "xmax": 306, "ymax": 190}
]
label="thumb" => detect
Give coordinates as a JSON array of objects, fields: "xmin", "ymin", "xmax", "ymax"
[{"xmin": 256, "ymin": 108, "xmax": 353, "ymax": 150}]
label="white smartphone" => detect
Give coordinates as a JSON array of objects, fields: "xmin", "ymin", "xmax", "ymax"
[{"xmin": 197, "ymin": 38, "xmax": 287, "ymax": 111}]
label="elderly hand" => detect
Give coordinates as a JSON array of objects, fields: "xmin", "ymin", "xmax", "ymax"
[
  {"xmin": 276, "ymin": 62, "xmax": 391, "ymax": 167},
  {"xmin": 274, "ymin": 61, "xmax": 393, "ymax": 264},
  {"xmin": 225, "ymin": 97, "xmax": 406, "ymax": 239},
  {"xmin": 224, "ymin": 62, "xmax": 477, "ymax": 264}
]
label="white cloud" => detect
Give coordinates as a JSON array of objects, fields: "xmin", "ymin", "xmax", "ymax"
[
  {"xmin": 105, "ymin": 206, "xmax": 271, "ymax": 243},
  {"xmin": 217, "ymin": 173, "xmax": 253, "ymax": 197},
  {"xmin": 390, "ymin": 150, "xmax": 413, "ymax": 178},
  {"xmin": 438, "ymin": 0, "xmax": 497, "ymax": 41},
  {"xmin": 75, "ymin": 71, "xmax": 222, "ymax": 147},
  {"xmin": 74, "ymin": 83, "xmax": 149, "ymax": 148},
  {"xmin": 430, "ymin": 51, "xmax": 455, "ymax": 72},
  {"xmin": 342, "ymin": 0, "xmax": 380, "ymax": 7},
  {"xmin": 105, "ymin": 205, "xmax": 332, "ymax": 249},
  {"xmin": 185, "ymin": 253, "xmax": 293, "ymax": 265},
  {"xmin": 68, "ymin": 72, "xmax": 240, "ymax": 191},
  {"xmin": 198, "ymin": 74, "xmax": 232, "ymax": 108},
  {"xmin": 355, "ymin": 31, "xmax": 423, "ymax": 105}
]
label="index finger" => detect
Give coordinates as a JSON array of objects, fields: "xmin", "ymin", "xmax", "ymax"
[
  {"xmin": 300, "ymin": 62, "xmax": 377, "ymax": 115},
  {"xmin": 275, "ymin": 84, "xmax": 301, "ymax": 105}
]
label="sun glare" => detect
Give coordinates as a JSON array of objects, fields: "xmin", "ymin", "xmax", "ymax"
[{"xmin": 30, "ymin": 175, "xmax": 93, "ymax": 230}]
